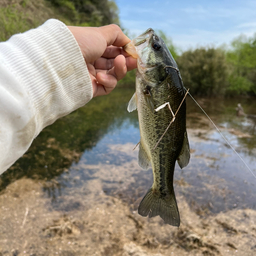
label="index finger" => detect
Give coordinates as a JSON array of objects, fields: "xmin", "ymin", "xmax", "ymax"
[
  {"xmin": 98, "ymin": 24, "xmax": 131, "ymax": 47},
  {"xmin": 102, "ymin": 46, "xmax": 131, "ymax": 58}
]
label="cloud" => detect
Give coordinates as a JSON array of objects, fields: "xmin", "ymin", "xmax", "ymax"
[
  {"xmin": 238, "ymin": 22, "xmax": 256, "ymax": 29},
  {"xmin": 173, "ymin": 28, "xmax": 256, "ymax": 51}
]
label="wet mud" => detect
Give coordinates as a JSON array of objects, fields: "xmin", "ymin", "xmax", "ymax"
[{"xmin": 0, "ymin": 167, "xmax": 256, "ymax": 255}]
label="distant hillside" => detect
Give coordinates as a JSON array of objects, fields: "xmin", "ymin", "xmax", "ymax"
[
  {"xmin": 0, "ymin": 0, "xmax": 68, "ymax": 41},
  {"xmin": 0, "ymin": 0, "xmax": 119, "ymax": 41}
]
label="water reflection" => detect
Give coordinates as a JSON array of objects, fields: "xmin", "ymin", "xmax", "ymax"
[
  {"xmin": 1, "ymin": 88, "xmax": 256, "ymax": 215},
  {"xmin": 182, "ymin": 96, "xmax": 256, "ymax": 213},
  {"xmin": 0, "ymin": 87, "xmax": 138, "ymax": 190}
]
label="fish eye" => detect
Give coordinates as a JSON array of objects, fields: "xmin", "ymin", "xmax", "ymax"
[{"xmin": 152, "ymin": 42, "xmax": 161, "ymax": 51}]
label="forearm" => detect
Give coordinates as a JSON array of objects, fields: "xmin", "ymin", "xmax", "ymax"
[{"xmin": 0, "ymin": 19, "xmax": 92, "ymax": 173}]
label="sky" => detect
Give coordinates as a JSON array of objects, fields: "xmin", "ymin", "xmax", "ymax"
[{"xmin": 116, "ymin": 0, "xmax": 256, "ymax": 51}]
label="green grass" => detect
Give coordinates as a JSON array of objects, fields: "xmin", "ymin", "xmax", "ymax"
[{"xmin": 0, "ymin": 0, "xmax": 72, "ymax": 41}]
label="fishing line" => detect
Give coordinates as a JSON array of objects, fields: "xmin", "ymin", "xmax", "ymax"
[
  {"xmin": 153, "ymin": 89, "xmax": 189, "ymax": 150},
  {"xmin": 161, "ymin": 65, "xmax": 255, "ymax": 178},
  {"xmin": 186, "ymin": 88, "xmax": 256, "ymax": 179}
]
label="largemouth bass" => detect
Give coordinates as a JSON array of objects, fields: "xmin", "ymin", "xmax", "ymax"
[{"xmin": 124, "ymin": 29, "xmax": 190, "ymax": 227}]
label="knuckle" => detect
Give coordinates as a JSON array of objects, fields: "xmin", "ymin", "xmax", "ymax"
[{"xmin": 109, "ymin": 24, "xmax": 120, "ymax": 31}]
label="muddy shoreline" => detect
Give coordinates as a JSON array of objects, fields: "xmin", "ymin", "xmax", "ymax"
[{"xmin": 0, "ymin": 176, "xmax": 255, "ymax": 256}]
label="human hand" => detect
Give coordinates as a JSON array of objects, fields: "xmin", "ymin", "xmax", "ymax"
[{"xmin": 68, "ymin": 24, "xmax": 137, "ymax": 97}]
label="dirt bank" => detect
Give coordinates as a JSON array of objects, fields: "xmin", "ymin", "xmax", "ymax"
[{"xmin": 0, "ymin": 175, "xmax": 255, "ymax": 256}]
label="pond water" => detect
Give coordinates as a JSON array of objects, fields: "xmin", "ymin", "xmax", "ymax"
[{"xmin": 2, "ymin": 86, "xmax": 256, "ymax": 216}]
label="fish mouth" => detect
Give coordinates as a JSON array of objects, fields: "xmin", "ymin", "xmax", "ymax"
[
  {"xmin": 124, "ymin": 28, "xmax": 155, "ymax": 59},
  {"xmin": 124, "ymin": 28, "xmax": 160, "ymax": 86},
  {"xmin": 133, "ymin": 28, "xmax": 154, "ymax": 46},
  {"xmin": 134, "ymin": 38, "xmax": 146, "ymax": 46}
]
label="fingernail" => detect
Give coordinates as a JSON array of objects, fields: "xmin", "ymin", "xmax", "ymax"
[{"xmin": 101, "ymin": 73, "xmax": 108, "ymax": 80}]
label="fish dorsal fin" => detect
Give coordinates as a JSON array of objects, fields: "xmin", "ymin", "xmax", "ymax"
[
  {"xmin": 127, "ymin": 92, "xmax": 137, "ymax": 112},
  {"xmin": 177, "ymin": 131, "xmax": 190, "ymax": 169},
  {"xmin": 138, "ymin": 141, "xmax": 151, "ymax": 170}
]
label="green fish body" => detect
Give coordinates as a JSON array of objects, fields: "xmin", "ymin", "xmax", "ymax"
[{"xmin": 125, "ymin": 29, "xmax": 190, "ymax": 226}]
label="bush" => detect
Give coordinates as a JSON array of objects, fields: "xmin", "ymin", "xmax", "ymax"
[
  {"xmin": 176, "ymin": 47, "xmax": 229, "ymax": 97},
  {"xmin": 226, "ymin": 34, "xmax": 256, "ymax": 96},
  {"xmin": 47, "ymin": 0, "xmax": 120, "ymax": 26}
]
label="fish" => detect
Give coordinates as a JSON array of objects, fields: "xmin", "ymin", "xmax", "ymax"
[{"xmin": 124, "ymin": 28, "xmax": 190, "ymax": 227}]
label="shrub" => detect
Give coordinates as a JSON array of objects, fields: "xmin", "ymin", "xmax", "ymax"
[{"xmin": 177, "ymin": 47, "xmax": 229, "ymax": 97}]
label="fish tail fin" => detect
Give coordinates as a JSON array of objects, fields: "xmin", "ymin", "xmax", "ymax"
[{"xmin": 138, "ymin": 188, "xmax": 180, "ymax": 227}]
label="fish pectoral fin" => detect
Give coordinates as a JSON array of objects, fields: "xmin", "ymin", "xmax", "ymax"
[
  {"xmin": 127, "ymin": 92, "xmax": 137, "ymax": 112},
  {"xmin": 138, "ymin": 142, "xmax": 151, "ymax": 170},
  {"xmin": 177, "ymin": 131, "xmax": 190, "ymax": 169},
  {"xmin": 138, "ymin": 188, "xmax": 180, "ymax": 227},
  {"xmin": 145, "ymin": 96, "xmax": 155, "ymax": 113}
]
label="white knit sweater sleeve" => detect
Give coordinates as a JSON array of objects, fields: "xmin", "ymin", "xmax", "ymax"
[{"xmin": 0, "ymin": 19, "xmax": 93, "ymax": 174}]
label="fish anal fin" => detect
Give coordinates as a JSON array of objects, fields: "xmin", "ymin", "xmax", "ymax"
[
  {"xmin": 177, "ymin": 131, "xmax": 190, "ymax": 169},
  {"xmin": 127, "ymin": 92, "xmax": 137, "ymax": 112},
  {"xmin": 138, "ymin": 142, "xmax": 151, "ymax": 170},
  {"xmin": 138, "ymin": 188, "xmax": 180, "ymax": 227}
]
